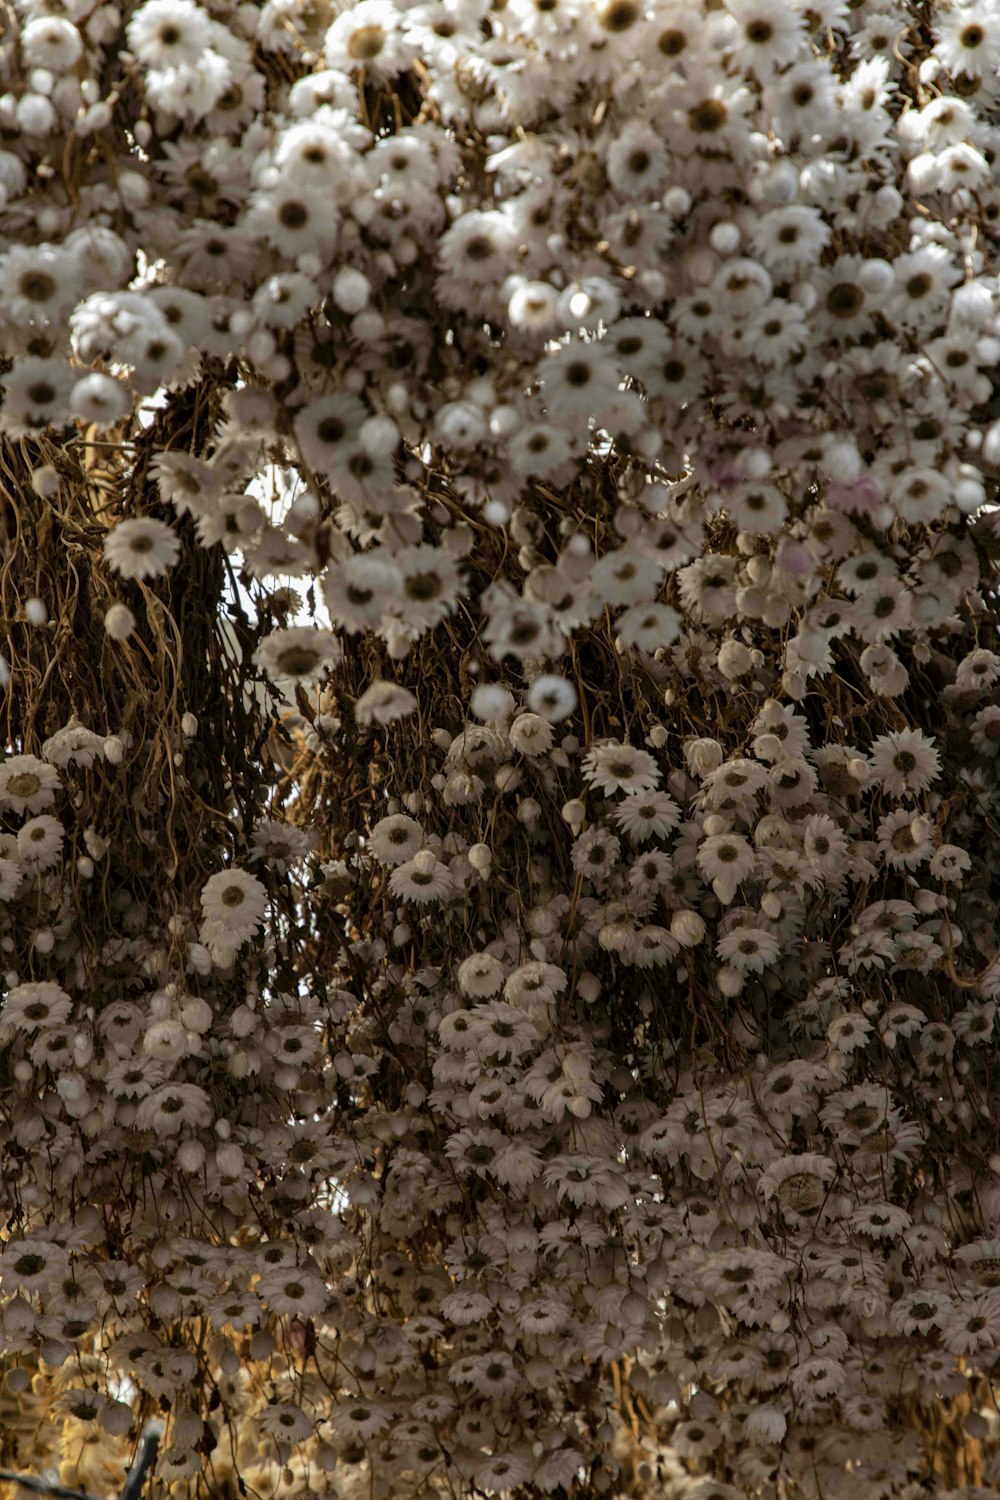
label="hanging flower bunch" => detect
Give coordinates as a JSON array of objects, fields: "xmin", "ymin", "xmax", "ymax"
[{"xmin": 6, "ymin": 0, "xmax": 1000, "ymax": 1496}]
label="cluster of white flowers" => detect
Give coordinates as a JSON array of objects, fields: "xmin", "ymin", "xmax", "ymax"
[{"xmin": 7, "ymin": 0, "xmax": 1000, "ymax": 1493}]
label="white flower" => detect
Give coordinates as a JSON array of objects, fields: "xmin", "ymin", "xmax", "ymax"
[
  {"xmin": 104, "ymin": 518, "xmax": 180, "ymax": 581},
  {"xmin": 104, "ymin": 603, "xmax": 136, "ymax": 640},
  {"xmin": 200, "ymin": 869, "xmax": 267, "ymax": 944},
  {"xmin": 759, "ymin": 1153, "xmax": 835, "ymax": 1215},
  {"xmin": 613, "ymin": 790, "xmax": 680, "ymax": 842},
  {"xmin": 827, "ymin": 1011, "xmax": 872, "ymax": 1055},
  {"xmin": 877, "ymin": 809, "xmax": 935, "ymax": 870},
  {"xmin": 508, "ymin": 713, "xmax": 554, "ymax": 757},
  {"xmin": 21, "ymin": 16, "xmax": 84, "ymax": 70},
  {"xmin": 2, "ymin": 981, "xmax": 73, "ymax": 1032},
  {"xmin": 505, "ymin": 960, "xmax": 566, "ymax": 1008},
  {"xmin": 70, "ymin": 373, "xmax": 131, "ymax": 429},
  {"xmin": 326, "ymin": 1399, "xmax": 391, "ymax": 1438},
  {"xmin": 0, "ymin": 755, "xmax": 60, "ymax": 815},
  {"xmin": 256, "ymin": 1267, "xmax": 328, "ymax": 1317},
  {"xmin": 474, "ymin": 1453, "xmax": 532, "ymax": 1493},
  {"xmin": 526, "ymin": 673, "xmax": 577, "ymax": 722},
  {"xmin": 716, "ymin": 925, "xmax": 780, "ymax": 975},
  {"xmin": 255, "ymin": 627, "xmax": 341, "ymax": 686},
  {"xmin": 889, "ymin": 1289, "xmax": 953, "ymax": 1336},
  {"xmin": 870, "ymin": 727, "xmax": 941, "ymax": 799},
  {"xmin": 17, "ymin": 814, "xmax": 64, "ymax": 867},
  {"xmin": 324, "ymin": 0, "xmax": 414, "ymax": 77},
  {"xmin": 457, "ymin": 952, "xmax": 504, "ymax": 998},
  {"xmin": 42, "ymin": 723, "xmax": 105, "ymax": 768},
  {"xmin": 439, "ymin": 211, "xmax": 516, "ymax": 285},
  {"xmin": 389, "ymin": 853, "xmax": 453, "ymax": 903},
  {"xmin": 127, "ymin": 0, "xmax": 212, "ymax": 67},
  {"xmin": 354, "ymin": 680, "xmax": 417, "ymax": 725},
  {"xmin": 1, "ymin": 359, "xmax": 76, "ymax": 433},
  {"xmin": 617, "ymin": 601, "xmax": 682, "ymax": 654},
  {"xmin": 582, "ymin": 742, "xmax": 660, "ymax": 795},
  {"xmin": 323, "ymin": 554, "xmax": 402, "ymax": 633},
  {"xmin": 369, "ymin": 814, "xmax": 423, "ymax": 866},
  {"xmin": 697, "ymin": 832, "xmax": 756, "ymax": 899},
  {"xmin": 134, "ymin": 1082, "xmax": 213, "ymax": 1134},
  {"xmin": 257, "ymin": 1404, "xmax": 312, "ymax": 1444},
  {"xmin": 249, "ymin": 820, "xmax": 314, "ymax": 873}
]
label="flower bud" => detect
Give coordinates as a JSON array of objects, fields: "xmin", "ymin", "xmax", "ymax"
[
  {"xmin": 670, "ymin": 910, "xmax": 705, "ymax": 947},
  {"xmin": 685, "ymin": 737, "xmax": 724, "ymax": 776}
]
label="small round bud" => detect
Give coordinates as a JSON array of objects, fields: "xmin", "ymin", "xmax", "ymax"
[{"xmin": 104, "ymin": 603, "xmax": 136, "ymax": 641}]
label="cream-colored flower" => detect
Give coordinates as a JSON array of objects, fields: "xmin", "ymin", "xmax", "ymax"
[
  {"xmin": 200, "ymin": 868, "xmax": 267, "ymax": 944},
  {"xmin": 0, "ymin": 754, "xmax": 60, "ymax": 815},
  {"xmin": 103, "ymin": 517, "xmax": 180, "ymax": 580}
]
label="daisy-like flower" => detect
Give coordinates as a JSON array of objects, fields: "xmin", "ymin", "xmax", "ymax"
[
  {"xmin": 324, "ymin": 0, "xmax": 414, "ymax": 77},
  {"xmin": 856, "ymin": 1113, "xmax": 925, "ymax": 1167},
  {"xmin": 630, "ymin": 925, "xmax": 678, "ymax": 969},
  {"xmin": 17, "ymin": 813, "xmax": 64, "ymax": 867},
  {"xmin": 323, "ymin": 554, "xmax": 402, "ymax": 633},
  {"xmin": 582, "ymin": 742, "xmax": 660, "ymax": 795},
  {"xmin": 249, "ymin": 820, "xmax": 314, "ymax": 874},
  {"xmin": 368, "ymin": 813, "xmax": 423, "ymax": 866},
  {"xmin": 103, "ymin": 1055, "xmax": 169, "ymax": 1099},
  {"xmin": 244, "ymin": 185, "xmax": 339, "ymax": 257},
  {"xmin": 103, "ymin": 518, "xmax": 180, "ymax": 581},
  {"xmin": 616, "ymin": 601, "xmax": 682, "ymax": 654},
  {"xmin": 860, "ymin": 643, "xmax": 909, "ymax": 697},
  {"xmin": 326, "ymin": 1400, "xmax": 392, "ymax": 1439},
  {"xmin": 42, "ymin": 724, "xmax": 105, "ymax": 769},
  {"xmin": 127, "ymin": 0, "xmax": 212, "ymax": 66},
  {"xmin": 438, "ymin": 210, "xmax": 516, "ymax": 286},
  {"xmin": 255, "ymin": 627, "xmax": 341, "ymax": 687},
  {"xmin": 956, "ymin": 648, "xmax": 1000, "ymax": 692},
  {"xmin": 716, "ymin": 925, "xmax": 780, "ymax": 975},
  {"xmin": 293, "ymin": 393, "xmax": 367, "ymax": 473},
  {"xmin": 827, "ymin": 1011, "xmax": 873, "ymax": 1055},
  {"xmin": 759, "ymin": 1152, "xmax": 835, "ymax": 1215},
  {"xmin": 354, "ymin": 680, "xmax": 417, "ymax": 726},
  {"xmin": 0, "ymin": 1238, "xmax": 66, "ymax": 1293},
  {"xmin": 789, "ymin": 1357, "xmax": 846, "ymax": 1401},
  {"xmin": 526, "ymin": 673, "xmax": 577, "ymax": 722},
  {"xmin": 1, "ymin": 980, "xmax": 73, "ymax": 1032},
  {"xmin": 852, "ymin": 1201, "xmax": 912, "ymax": 1240},
  {"xmin": 257, "ymin": 1404, "xmax": 312, "ymax": 1444},
  {"xmin": 389, "ymin": 851, "xmax": 453, "ymax": 903},
  {"xmin": 876, "ymin": 809, "xmax": 935, "ymax": 870},
  {"xmin": 475, "ymin": 1454, "xmax": 532, "ymax": 1493},
  {"xmin": 134, "ymin": 1082, "xmax": 213, "ymax": 1134},
  {"xmin": 889, "ymin": 1288, "xmax": 953, "ymax": 1337},
  {"xmin": 504, "ymin": 960, "xmax": 566, "ymax": 1008},
  {"xmin": 869, "ymin": 727, "xmax": 941, "ymax": 800},
  {"xmin": 697, "ymin": 831, "xmax": 756, "ymax": 899},
  {"xmin": 703, "ymin": 758, "xmax": 769, "ymax": 810},
  {"xmin": 0, "ymin": 755, "xmax": 60, "ymax": 815},
  {"xmin": 953, "ymin": 1238, "xmax": 1000, "ymax": 1289},
  {"xmin": 571, "ymin": 827, "xmax": 621, "ymax": 880},
  {"xmin": 393, "ymin": 546, "xmax": 463, "ymax": 633},
  {"xmin": 701, "ymin": 1247, "xmax": 788, "ymax": 1303},
  {"xmin": 629, "ymin": 849, "xmax": 673, "ymax": 897},
  {"xmin": 200, "ymin": 868, "xmax": 267, "ymax": 945},
  {"xmin": 934, "ymin": 6, "xmax": 1000, "ymax": 75},
  {"xmin": 256, "ymin": 1265, "xmax": 329, "ymax": 1318},
  {"xmin": 613, "ymin": 789, "xmax": 680, "ymax": 841},
  {"xmin": 0, "ymin": 858, "xmax": 23, "ymax": 902},
  {"xmin": 940, "ymin": 1292, "xmax": 1000, "ymax": 1355}
]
